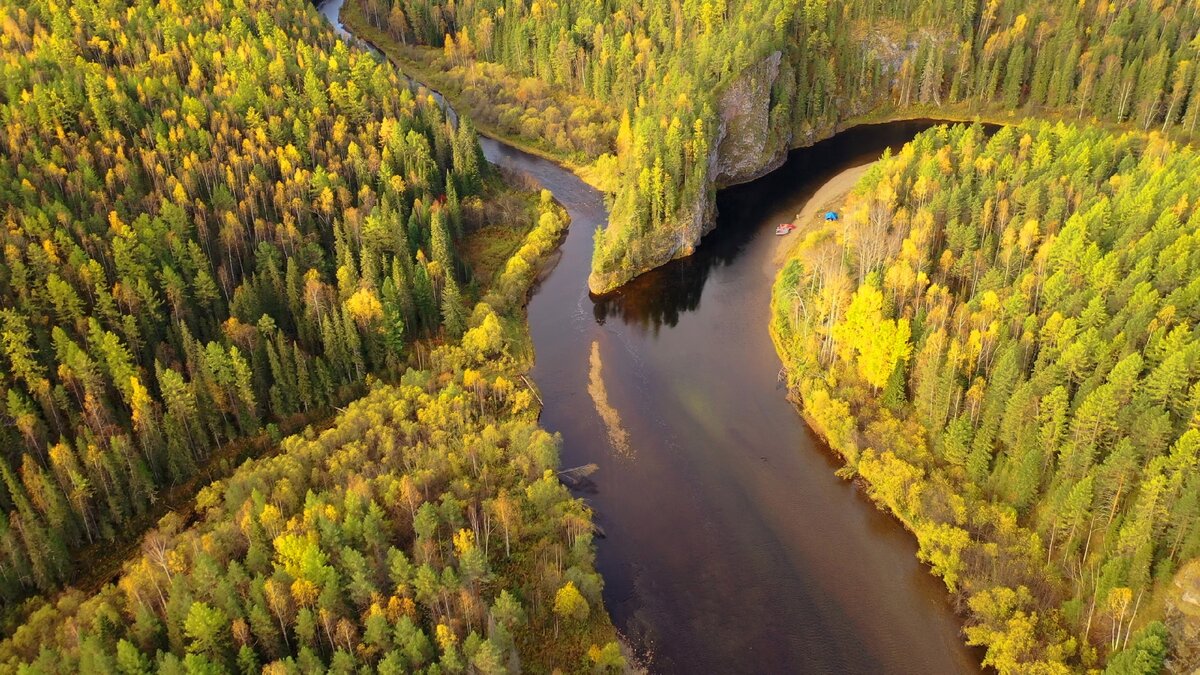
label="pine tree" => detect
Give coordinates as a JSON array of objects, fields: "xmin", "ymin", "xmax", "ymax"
[{"xmin": 440, "ymin": 277, "xmax": 468, "ymax": 338}]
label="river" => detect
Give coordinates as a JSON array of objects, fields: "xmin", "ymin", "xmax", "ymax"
[{"xmin": 317, "ymin": 2, "xmax": 980, "ymax": 672}]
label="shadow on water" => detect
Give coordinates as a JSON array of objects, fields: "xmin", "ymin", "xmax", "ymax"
[
  {"xmin": 592, "ymin": 119, "xmax": 966, "ymax": 333},
  {"xmin": 312, "ymin": 4, "xmax": 986, "ymax": 667}
]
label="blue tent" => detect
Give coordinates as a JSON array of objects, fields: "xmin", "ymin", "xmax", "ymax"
[{"xmin": 824, "ymin": 211, "xmax": 839, "ymax": 221}]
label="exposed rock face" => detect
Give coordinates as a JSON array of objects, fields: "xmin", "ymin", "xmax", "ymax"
[
  {"xmin": 586, "ymin": 189, "xmax": 714, "ymax": 294},
  {"xmin": 588, "ymin": 50, "xmax": 789, "ymax": 294},
  {"xmin": 1168, "ymin": 560, "xmax": 1200, "ymax": 673},
  {"xmin": 712, "ymin": 50, "xmax": 790, "ymax": 188},
  {"xmin": 671, "ymin": 185, "xmax": 717, "ymax": 259}
]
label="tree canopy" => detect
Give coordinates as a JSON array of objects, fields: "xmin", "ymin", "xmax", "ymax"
[
  {"xmin": 350, "ymin": 0, "xmax": 1200, "ymax": 290},
  {"xmin": 773, "ymin": 121, "xmax": 1200, "ymax": 672},
  {"xmin": 0, "ymin": 336, "xmax": 619, "ymax": 672},
  {"xmin": 0, "ymin": 0, "xmax": 496, "ymax": 604}
]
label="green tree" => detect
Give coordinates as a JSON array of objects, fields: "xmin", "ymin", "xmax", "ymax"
[
  {"xmin": 553, "ymin": 581, "xmax": 589, "ymax": 634},
  {"xmin": 183, "ymin": 602, "xmax": 229, "ymax": 658}
]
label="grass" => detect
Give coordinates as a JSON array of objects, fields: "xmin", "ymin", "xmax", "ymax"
[
  {"xmin": 461, "ymin": 221, "xmax": 534, "ymax": 292},
  {"xmin": 458, "ymin": 178, "xmax": 542, "ymax": 307}
]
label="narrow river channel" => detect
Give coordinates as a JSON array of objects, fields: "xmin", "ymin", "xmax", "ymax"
[{"xmin": 318, "ymin": 3, "xmax": 980, "ymax": 671}]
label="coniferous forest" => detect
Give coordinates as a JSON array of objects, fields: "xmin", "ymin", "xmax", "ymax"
[
  {"xmin": 353, "ymin": 0, "xmax": 1200, "ymax": 290},
  {"xmin": 0, "ymin": 0, "xmax": 621, "ymax": 670},
  {"xmin": 4, "ymin": 0, "xmax": 1200, "ymax": 671},
  {"xmin": 0, "ymin": 0, "xmax": 493, "ymax": 600},
  {"xmin": 773, "ymin": 122, "xmax": 1200, "ymax": 672}
]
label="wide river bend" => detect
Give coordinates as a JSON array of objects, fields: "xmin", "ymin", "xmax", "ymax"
[{"xmin": 318, "ymin": 3, "xmax": 980, "ymax": 671}]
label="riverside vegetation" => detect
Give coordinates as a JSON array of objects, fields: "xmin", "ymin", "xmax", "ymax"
[
  {"xmin": 347, "ymin": 0, "xmax": 1200, "ymax": 291},
  {"xmin": 341, "ymin": 0, "xmax": 1200, "ymax": 669},
  {"xmin": 772, "ymin": 121, "xmax": 1200, "ymax": 673},
  {"xmin": 7, "ymin": 0, "xmax": 1200, "ymax": 669},
  {"xmin": 0, "ymin": 0, "xmax": 622, "ymax": 669}
]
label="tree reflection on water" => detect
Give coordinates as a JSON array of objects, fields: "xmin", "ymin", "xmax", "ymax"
[{"xmin": 590, "ymin": 119, "xmax": 967, "ymax": 333}]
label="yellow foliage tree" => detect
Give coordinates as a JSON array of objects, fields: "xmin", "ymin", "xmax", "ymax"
[
  {"xmin": 345, "ymin": 287, "xmax": 384, "ymax": 327},
  {"xmin": 831, "ymin": 283, "xmax": 912, "ymax": 390}
]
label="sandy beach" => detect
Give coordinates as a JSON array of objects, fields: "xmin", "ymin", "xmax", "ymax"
[{"xmin": 772, "ymin": 161, "xmax": 875, "ymax": 268}]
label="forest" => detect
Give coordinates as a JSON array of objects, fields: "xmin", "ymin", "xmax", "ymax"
[
  {"xmin": 331, "ymin": 5, "xmax": 1200, "ymax": 661},
  {"xmin": 0, "ymin": 0, "xmax": 492, "ymax": 602},
  {"xmin": 6, "ymin": 0, "xmax": 1200, "ymax": 668},
  {"xmin": 772, "ymin": 121, "xmax": 1200, "ymax": 673},
  {"xmin": 349, "ymin": 0, "xmax": 1200, "ymax": 291},
  {"xmin": 0, "ymin": 0, "xmax": 624, "ymax": 668},
  {"xmin": 0, "ymin": 332, "xmax": 623, "ymax": 673}
]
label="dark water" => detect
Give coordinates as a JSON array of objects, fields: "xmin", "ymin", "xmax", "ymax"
[
  {"xmin": 507, "ymin": 124, "xmax": 981, "ymax": 674},
  {"xmin": 315, "ymin": 1, "xmax": 978, "ymax": 671}
]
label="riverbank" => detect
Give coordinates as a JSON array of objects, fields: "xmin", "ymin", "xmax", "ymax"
[
  {"xmin": 575, "ymin": 121, "xmax": 981, "ymax": 672},
  {"xmin": 337, "ymin": 0, "xmax": 616, "ymax": 193},
  {"xmin": 771, "ymin": 162, "xmax": 874, "ymax": 268},
  {"xmin": 767, "ymin": 121, "xmax": 1200, "ymax": 672},
  {"xmin": 765, "ymin": 135, "xmax": 1013, "ymax": 667}
]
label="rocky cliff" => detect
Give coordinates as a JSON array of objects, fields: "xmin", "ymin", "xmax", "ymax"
[
  {"xmin": 587, "ymin": 50, "xmax": 791, "ymax": 294},
  {"xmin": 711, "ymin": 50, "xmax": 790, "ymax": 188},
  {"xmin": 1168, "ymin": 560, "xmax": 1200, "ymax": 672}
]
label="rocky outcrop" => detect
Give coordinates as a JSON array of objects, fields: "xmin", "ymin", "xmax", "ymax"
[
  {"xmin": 588, "ymin": 50, "xmax": 789, "ymax": 294},
  {"xmin": 586, "ymin": 187, "xmax": 715, "ymax": 294},
  {"xmin": 711, "ymin": 50, "xmax": 791, "ymax": 188},
  {"xmin": 1168, "ymin": 560, "xmax": 1200, "ymax": 673}
]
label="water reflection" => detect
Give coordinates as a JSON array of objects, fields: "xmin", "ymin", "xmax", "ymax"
[
  {"xmin": 591, "ymin": 119, "xmax": 958, "ymax": 332},
  {"xmin": 317, "ymin": 2, "xmax": 985, "ymax": 669},
  {"xmin": 591, "ymin": 254, "xmax": 711, "ymax": 331}
]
